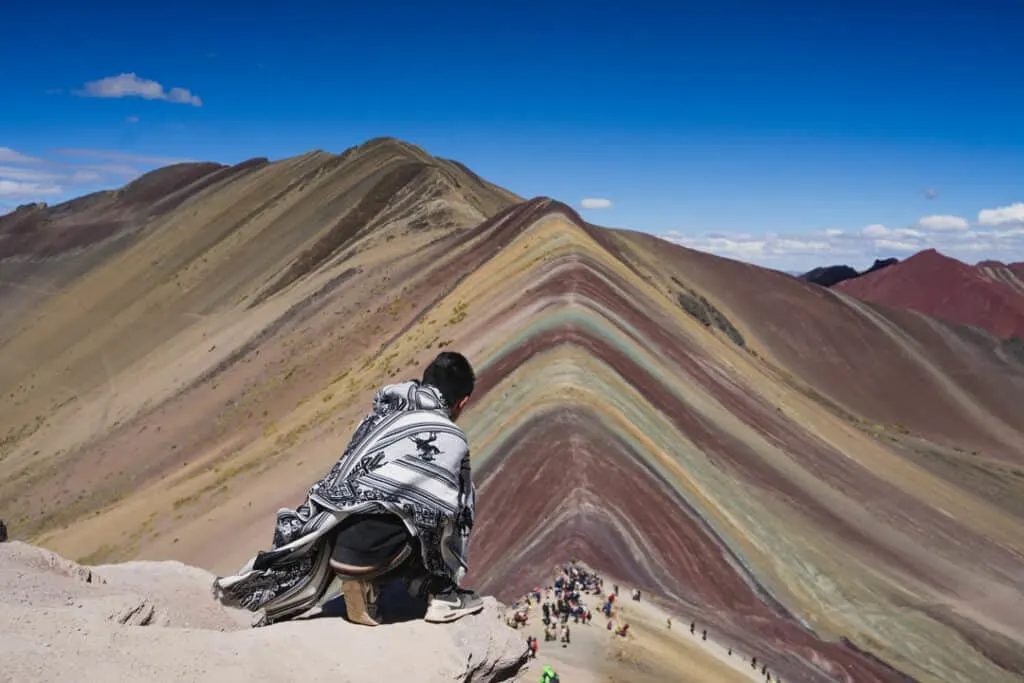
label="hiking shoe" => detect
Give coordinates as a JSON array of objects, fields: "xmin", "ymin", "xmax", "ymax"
[
  {"xmin": 424, "ymin": 586, "xmax": 484, "ymax": 623},
  {"xmin": 342, "ymin": 579, "xmax": 381, "ymax": 626},
  {"xmin": 251, "ymin": 613, "xmax": 273, "ymax": 628}
]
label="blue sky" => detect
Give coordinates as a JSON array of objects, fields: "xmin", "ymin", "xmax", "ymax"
[{"xmin": 2, "ymin": 0, "xmax": 1024, "ymax": 270}]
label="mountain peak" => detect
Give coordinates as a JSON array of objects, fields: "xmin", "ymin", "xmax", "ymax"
[
  {"xmin": 836, "ymin": 247, "xmax": 1024, "ymax": 338},
  {"xmin": 338, "ymin": 136, "xmax": 433, "ymax": 164},
  {"xmin": 800, "ymin": 256, "xmax": 899, "ymax": 287}
]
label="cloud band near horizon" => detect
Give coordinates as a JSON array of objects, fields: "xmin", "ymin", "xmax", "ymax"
[
  {"xmin": 665, "ymin": 203, "xmax": 1024, "ymax": 269},
  {"xmin": 0, "ymin": 147, "xmax": 192, "ymax": 205}
]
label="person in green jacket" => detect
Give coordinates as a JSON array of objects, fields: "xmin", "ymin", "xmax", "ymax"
[{"xmin": 540, "ymin": 664, "xmax": 560, "ymax": 682}]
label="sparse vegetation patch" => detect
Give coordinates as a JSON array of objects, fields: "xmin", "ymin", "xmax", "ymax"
[
  {"xmin": 448, "ymin": 301, "xmax": 468, "ymax": 325},
  {"xmin": 672, "ymin": 278, "xmax": 746, "ymax": 348}
]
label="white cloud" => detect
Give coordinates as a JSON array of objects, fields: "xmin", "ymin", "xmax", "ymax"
[
  {"xmin": 0, "ymin": 180, "xmax": 63, "ymax": 198},
  {"xmin": 76, "ymin": 73, "xmax": 202, "ymax": 107},
  {"xmin": 67, "ymin": 162, "xmax": 143, "ymax": 177},
  {"xmin": 873, "ymin": 238, "xmax": 920, "ymax": 252},
  {"xmin": 916, "ymin": 214, "xmax": 969, "ymax": 231},
  {"xmin": 774, "ymin": 238, "xmax": 832, "ymax": 253},
  {"xmin": 0, "ymin": 146, "xmax": 164, "ymax": 206},
  {"xmin": 668, "ymin": 234, "xmax": 843, "ymax": 261},
  {"xmin": 978, "ymin": 202, "xmax": 1024, "ymax": 227},
  {"xmin": 126, "ymin": 115, "xmax": 140, "ymax": 124},
  {"xmin": 51, "ymin": 148, "xmax": 193, "ymax": 165},
  {"xmin": 579, "ymin": 197, "xmax": 613, "ymax": 210},
  {"xmin": 663, "ymin": 200, "xmax": 1024, "ymax": 271},
  {"xmin": 897, "ymin": 228, "xmax": 926, "ymax": 239},
  {"xmin": 0, "ymin": 165, "xmax": 61, "ymax": 182},
  {"xmin": 69, "ymin": 170, "xmax": 103, "ymax": 184},
  {"xmin": 166, "ymin": 87, "xmax": 201, "ymax": 106},
  {"xmin": 0, "ymin": 150, "xmax": 66, "ymax": 199},
  {"xmin": 671, "ymin": 236, "xmax": 767, "ymax": 258},
  {"xmin": 0, "ymin": 147, "xmax": 43, "ymax": 164}
]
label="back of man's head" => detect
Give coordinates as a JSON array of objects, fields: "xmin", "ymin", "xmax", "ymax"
[{"xmin": 422, "ymin": 351, "xmax": 475, "ymax": 408}]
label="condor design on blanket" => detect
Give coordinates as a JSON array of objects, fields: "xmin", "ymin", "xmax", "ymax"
[{"xmin": 211, "ymin": 381, "xmax": 475, "ymax": 624}]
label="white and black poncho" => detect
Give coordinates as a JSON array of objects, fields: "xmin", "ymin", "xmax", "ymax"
[{"xmin": 211, "ymin": 380, "xmax": 475, "ymax": 622}]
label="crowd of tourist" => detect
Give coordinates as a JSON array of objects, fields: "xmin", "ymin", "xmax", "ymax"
[{"xmin": 506, "ymin": 560, "xmax": 783, "ymax": 682}]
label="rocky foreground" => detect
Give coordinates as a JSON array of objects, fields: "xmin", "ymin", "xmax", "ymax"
[{"xmin": 0, "ymin": 542, "xmax": 529, "ymax": 682}]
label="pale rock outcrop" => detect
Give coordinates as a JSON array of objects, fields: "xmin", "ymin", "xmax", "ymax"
[{"xmin": 0, "ymin": 542, "xmax": 529, "ymax": 682}]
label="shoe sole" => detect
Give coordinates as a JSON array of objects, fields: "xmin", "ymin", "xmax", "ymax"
[
  {"xmin": 342, "ymin": 580, "xmax": 380, "ymax": 626},
  {"xmin": 424, "ymin": 601, "xmax": 484, "ymax": 623}
]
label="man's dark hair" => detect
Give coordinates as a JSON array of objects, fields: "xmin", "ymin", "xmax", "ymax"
[{"xmin": 422, "ymin": 351, "xmax": 475, "ymax": 408}]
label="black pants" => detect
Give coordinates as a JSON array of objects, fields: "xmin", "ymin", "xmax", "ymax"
[
  {"xmin": 330, "ymin": 513, "xmax": 452, "ymax": 593},
  {"xmin": 331, "ymin": 513, "xmax": 413, "ymax": 567}
]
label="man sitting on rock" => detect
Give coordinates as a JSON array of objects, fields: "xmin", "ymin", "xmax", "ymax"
[{"xmin": 213, "ymin": 351, "xmax": 483, "ymax": 627}]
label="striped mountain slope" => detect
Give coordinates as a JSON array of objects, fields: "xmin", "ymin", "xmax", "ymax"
[{"xmin": 1, "ymin": 142, "xmax": 1022, "ymax": 683}]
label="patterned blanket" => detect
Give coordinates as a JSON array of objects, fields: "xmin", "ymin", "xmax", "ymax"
[{"xmin": 211, "ymin": 380, "xmax": 475, "ymax": 623}]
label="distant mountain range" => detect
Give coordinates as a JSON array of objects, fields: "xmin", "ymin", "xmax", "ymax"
[
  {"xmin": 800, "ymin": 250, "xmax": 1024, "ymax": 340},
  {"xmin": 801, "ymin": 257, "xmax": 900, "ymax": 287}
]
